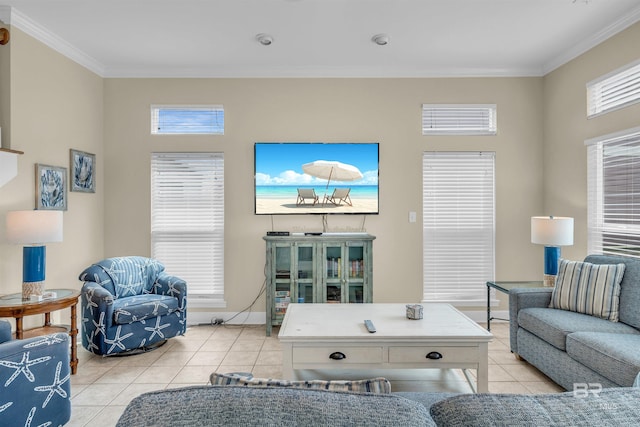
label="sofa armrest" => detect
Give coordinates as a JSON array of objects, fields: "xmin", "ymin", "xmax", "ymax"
[
  {"xmin": 154, "ymin": 273, "xmax": 187, "ymax": 310},
  {"xmin": 0, "ymin": 332, "xmax": 71, "ymax": 426},
  {"xmin": 509, "ymin": 288, "xmax": 553, "ymax": 353}
]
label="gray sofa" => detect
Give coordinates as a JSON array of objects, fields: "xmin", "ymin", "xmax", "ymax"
[
  {"xmin": 116, "ymin": 385, "xmax": 640, "ymax": 426},
  {"xmin": 510, "ymin": 254, "xmax": 640, "ymax": 391}
]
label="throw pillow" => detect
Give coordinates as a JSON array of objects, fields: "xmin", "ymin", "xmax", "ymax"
[
  {"xmin": 549, "ymin": 259, "xmax": 625, "ymax": 321},
  {"xmin": 209, "ymin": 372, "xmax": 391, "ymax": 394}
]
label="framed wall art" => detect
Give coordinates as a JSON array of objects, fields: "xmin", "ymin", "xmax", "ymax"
[
  {"xmin": 36, "ymin": 164, "xmax": 67, "ymax": 210},
  {"xmin": 70, "ymin": 149, "xmax": 95, "ymax": 193}
]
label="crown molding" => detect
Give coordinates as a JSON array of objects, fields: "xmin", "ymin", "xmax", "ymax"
[
  {"xmin": 102, "ymin": 64, "xmax": 544, "ymax": 79},
  {"xmin": 542, "ymin": 5, "xmax": 640, "ymax": 75},
  {"xmin": 2, "ymin": 6, "xmax": 105, "ymax": 76}
]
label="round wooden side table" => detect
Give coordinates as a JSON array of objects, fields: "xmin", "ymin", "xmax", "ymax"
[{"xmin": 0, "ymin": 289, "xmax": 80, "ymax": 374}]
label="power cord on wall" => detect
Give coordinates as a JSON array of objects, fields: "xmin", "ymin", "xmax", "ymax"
[{"xmin": 208, "ymin": 264, "xmax": 267, "ymax": 327}]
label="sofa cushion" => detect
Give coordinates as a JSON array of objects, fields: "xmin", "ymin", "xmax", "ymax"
[
  {"xmin": 430, "ymin": 388, "xmax": 640, "ymax": 426},
  {"xmin": 113, "ymin": 294, "xmax": 178, "ymax": 325},
  {"xmin": 585, "ymin": 254, "xmax": 640, "ymax": 330},
  {"xmin": 549, "ymin": 259, "xmax": 625, "ymax": 321},
  {"xmin": 116, "ymin": 385, "xmax": 434, "ymax": 427},
  {"xmin": 567, "ymin": 332, "xmax": 640, "ymax": 387},
  {"xmin": 518, "ymin": 307, "xmax": 639, "ymax": 351},
  {"xmin": 209, "ymin": 372, "xmax": 391, "ymax": 394}
]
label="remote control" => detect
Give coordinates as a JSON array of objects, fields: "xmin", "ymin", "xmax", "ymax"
[{"xmin": 364, "ymin": 319, "xmax": 376, "ymax": 333}]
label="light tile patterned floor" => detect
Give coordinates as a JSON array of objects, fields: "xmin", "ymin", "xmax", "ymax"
[{"xmin": 68, "ymin": 322, "xmax": 563, "ymax": 427}]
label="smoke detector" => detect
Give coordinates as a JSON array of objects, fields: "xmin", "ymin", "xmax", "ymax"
[
  {"xmin": 371, "ymin": 34, "xmax": 389, "ymax": 46},
  {"xmin": 256, "ymin": 33, "xmax": 274, "ymax": 46}
]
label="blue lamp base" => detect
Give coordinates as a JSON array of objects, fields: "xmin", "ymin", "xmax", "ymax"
[
  {"xmin": 22, "ymin": 245, "xmax": 47, "ymax": 300},
  {"xmin": 543, "ymin": 246, "xmax": 561, "ymax": 287}
]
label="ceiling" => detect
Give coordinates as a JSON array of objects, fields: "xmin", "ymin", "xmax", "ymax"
[{"xmin": 1, "ymin": 0, "xmax": 640, "ymax": 78}]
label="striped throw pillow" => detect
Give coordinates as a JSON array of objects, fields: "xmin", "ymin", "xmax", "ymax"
[
  {"xmin": 549, "ymin": 259, "xmax": 625, "ymax": 321},
  {"xmin": 210, "ymin": 372, "xmax": 391, "ymax": 394}
]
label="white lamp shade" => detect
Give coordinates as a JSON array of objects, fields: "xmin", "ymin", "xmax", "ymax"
[
  {"xmin": 531, "ymin": 216, "xmax": 574, "ymax": 246},
  {"xmin": 6, "ymin": 210, "xmax": 63, "ymax": 244}
]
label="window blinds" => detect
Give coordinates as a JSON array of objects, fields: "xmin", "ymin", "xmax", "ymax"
[
  {"xmin": 587, "ymin": 60, "xmax": 640, "ymax": 118},
  {"xmin": 422, "ymin": 152, "xmax": 495, "ymax": 304},
  {"xmin": 151, "ymin": 152, "xmax": 225, "ymax": 304},
  {"xmin": 587, "ymin": 127, "xmax": 640, "ymax": 259},
  {"xmin": 151, "ymin": 105, "xmax": 224, "ymax": 135},
  {"xmin": 422, "ymin": 104, "xmax": 497, "ymax": 135}
]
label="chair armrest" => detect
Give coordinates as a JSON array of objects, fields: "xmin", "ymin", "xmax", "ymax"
[
  {"xmin": 81, "ymin": 282, "xmax": 116, "ymax": 324},
  {"xmin": 0, "ymin": 320, "xmax": 11, "ymax": 344},
  {"xmin": 0, "ymin": 333, "xmax": 71, "ymax": 426},
  {"xmin": 508, "ymin": 288, "xmax": 553, "ymax": 353},
  {"xmin": 154, "ymin": 273, "xmax": 187, "ymax": 310}
]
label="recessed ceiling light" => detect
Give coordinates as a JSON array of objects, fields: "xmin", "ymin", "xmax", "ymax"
[
  {"xmin": 371, "ymin": 34, "xmax": 389, "ymax": 46},
  {"xmin": 256, "ymin": 33, "xmax": 273, "ymax": 46}
]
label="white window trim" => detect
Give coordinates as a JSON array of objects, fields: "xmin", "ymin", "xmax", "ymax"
[
  {"xmin": 422, "ymin": 104, "xmax": 497, "ymax": 136},
  {"xmin": 422, "ymin": 151, "xmax": 496, "ymax": 306},
  {"xmin": 586, "ymin": 126, "xmax": 640, "ymax": 259},
  {"xmin": 151, "ymin": 104, "xmax": 225, "ymax": 135},
  {"xmin": 151, "ymin": 152, "xmax": 226, "ymax": 307},
  {"xmin": 587, "ymin": 59, "xmax": 640, "ymax": 119}
]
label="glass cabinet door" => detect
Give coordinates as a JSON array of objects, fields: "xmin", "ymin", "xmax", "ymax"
[
  {"xmin": 346, "ymin": 243, "xmax": 365, "ymax": 303},
  {"xmin": 294, "ymin": 243, "xmax": 315, "ymax": 303},
  {"xmin": 273, "ymin": 244, "xmax": 293, "ymax": 318},
  {"xmin": 323, "ymin": 244, "xmax": 343, "ymax": 303}
]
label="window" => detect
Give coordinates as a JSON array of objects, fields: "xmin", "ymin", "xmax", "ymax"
[
  {"xmin": 422, "ymin": 152, "xmax": 495, "ymax": 304},
  {"xmin": 151, "ymin": 152, "xmax": 225, "ymax": 306},
  {"xmin": 587, "ymin": 127, "xmax": 640, "ymax": 259},
  {"xmin": 422, "ymin": 104, "xmax": 497, "ymax": 135},
  {"xmin": 587, "ymin": 60, "xmax": 640, "ymax": 118},
  {"xmin": 151, "ymin": 105, "xmax": 224, "ymax": 135}
]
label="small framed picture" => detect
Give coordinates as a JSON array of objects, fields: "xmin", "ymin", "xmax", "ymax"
[
  {"xmin": 36, "ymin": 164, "xmax": 67, "ymax": 210},
  {"xmin": 70, "ymin": 149, "xmax": 95, "ymax": 193}
]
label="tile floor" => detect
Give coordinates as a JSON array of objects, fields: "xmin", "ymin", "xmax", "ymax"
[{"xmin": 68, "ymin": 321, "xmax": 564, "ymax": 427}]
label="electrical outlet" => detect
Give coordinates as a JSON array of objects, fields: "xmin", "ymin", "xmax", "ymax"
[
  {"xmin": 409, "ymin": 211, "xmax": 416, "ymax": 223},
  {"xmin": 213, "ymin": 318, "xmax": 224, "ymax": 325}
]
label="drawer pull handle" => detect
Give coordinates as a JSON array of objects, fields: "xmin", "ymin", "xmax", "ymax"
[
  {"xmin": 329, "ymin": 352, "xmax": 346, "ymax": 360},
  {"xmin": 426, "ymin": 351, "xmax": 443, "ymax": 360}
]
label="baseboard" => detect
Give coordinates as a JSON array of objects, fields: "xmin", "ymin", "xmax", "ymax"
[
  {"xmin": 460, "ymin": 309, "xmax": 509, "ymax": 324},
  {"xmin": 186, "ymin": 310, "xmax": 508, "ymax": 327},
  {"xmin": 187, "ymin": 311, "xmax": 266, "ymax": 327}
]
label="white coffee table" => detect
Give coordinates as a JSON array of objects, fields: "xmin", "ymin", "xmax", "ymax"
[{"xmin": 278, "ymin": 303, "xmax": 493, "ymax": 393}]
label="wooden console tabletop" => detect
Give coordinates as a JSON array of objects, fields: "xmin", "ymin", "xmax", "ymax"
[{"xmin": 0, "ymin": 289, "xmax": 80, "ymax": 374}]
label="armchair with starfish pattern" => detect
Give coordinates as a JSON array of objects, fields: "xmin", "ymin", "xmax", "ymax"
[
  {"xmin": 0, "ymin": 320, "xmax": 71, "ymax": 426},
  {"xmin": 79, "ymin": 256, "xmax": 187, "ymax": 356}
]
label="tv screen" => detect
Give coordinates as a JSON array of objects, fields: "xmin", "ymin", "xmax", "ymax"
[{"xmin": 255, "ymin": 142, "xmax": 379, "ymax": 215}]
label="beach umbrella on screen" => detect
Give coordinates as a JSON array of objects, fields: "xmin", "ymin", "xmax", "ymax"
[{"xmin": 302, "ymin": 160, "xmax": 363, "ymax": 197}]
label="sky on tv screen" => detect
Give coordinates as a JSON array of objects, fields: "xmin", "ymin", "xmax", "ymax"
[{"xmin": 255, "ymin": 143, "xmax": 379, "ymax": 187}]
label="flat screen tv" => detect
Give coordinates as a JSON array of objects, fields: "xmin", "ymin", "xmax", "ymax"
[{"xmin": 255, "ymin": 142, "xmax": 379, "ymax": 215}]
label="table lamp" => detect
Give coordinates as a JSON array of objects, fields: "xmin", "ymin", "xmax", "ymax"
[
  {"xmin": 6, "ymin": 210, "xmax": 63, "ymax": 300},
  {"xmin": 531, "ymin": 216, "xmax": 574, "ymax": 287}
]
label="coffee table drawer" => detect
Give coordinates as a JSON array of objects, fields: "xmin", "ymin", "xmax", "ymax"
[
  {"xmin": 389, "ymin": 346, "xmax": 478, "ymax": 363},
  {"xmin": 293, "ymin": 347, "xmax": 384, "ymax": 364}
]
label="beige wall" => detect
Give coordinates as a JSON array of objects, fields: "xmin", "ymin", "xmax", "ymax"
[
  {"xmin": 543, "ymin": 22, "xmax": 640, "ymax": 261},
  {"xmin": 0, "ymin": 28, "xmax": 104, "ymax": 327},
  {"xmin": 104, "ymin": 77, "xmax": 544, "ymax": 318}
]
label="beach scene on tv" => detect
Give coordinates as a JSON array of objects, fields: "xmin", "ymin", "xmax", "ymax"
[{"xmin": 255, "ymin": 143, "xmax": 379, "ymax": 215}]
